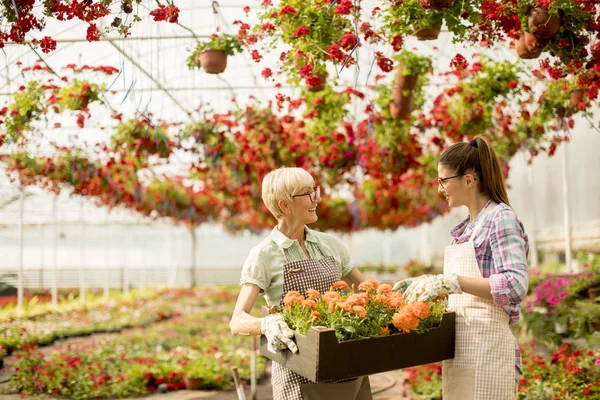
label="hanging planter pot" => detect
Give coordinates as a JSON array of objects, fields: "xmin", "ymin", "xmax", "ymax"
[
  {"xmin": 515, "ymin": 36, "xmax": 542, "ymax": 59},
  {"xmin": 199, "ymin": 50, "xmax": 228, "ymax": 74},
  {"xmin": 396, "ymin": 71, "xmax": 419, "ymax": 91},
  {"xmin": 307, "ymin": 73, "xmax": 328, "ymax": 92},
  {"xmin": 467, "ymin": 106, "xmax": 484, "ymax": 123},
  {"xmin": 570, "ymin": 89, "xmax": 584, "ymax": 108},
  {"xmin": 390, "ymin": 89, "xmax": 414, "ymax": 120},
  {"xmin": 414, "ymin": 25, "xmax": 441, "ymax": 40},
  {"xmin": 430, "ymin": 0, "xmax": 453, "ymax": 11},
  {"xmin": 524, "ymin": 32, "xmax": 547, "ymax": 52},
  {"xmin": 528, "ymin": 8, "xmax": 561, "ymax": 39},
  {"xmin": 556, "ymin": 106, "xmax": 574, "ymax": 119}
]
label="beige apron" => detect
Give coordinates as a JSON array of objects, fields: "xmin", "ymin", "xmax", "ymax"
[
  {"xmin": 442, "ymin": 205, "xmax": 516, "ymax": 400},
  {"xmin": 271, "ymin": 246, "xmax": 372, "ymax": 400}
]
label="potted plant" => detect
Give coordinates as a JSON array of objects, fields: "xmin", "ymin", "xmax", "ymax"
[
  {"xmin": 255, "ymin": 0, "xmax": 356, "ymax": 89},
  {"xmin": 186, "ymin": 33, "xmax": 243, "ymax": 74},
  {"xmin": 57, "ymin": 80, "xmax": 103, "ymax": 111},
  {"xmin": 390, "ymin": 51, "xmax": 432, "ymax": 119},
  {"xmin": 110, "ymin": 118, "xmax": 174, "ymax": 159}
]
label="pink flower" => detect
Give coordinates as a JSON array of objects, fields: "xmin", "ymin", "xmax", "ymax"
[{"xmin": 595, "ymin": 357, "xmax": 600, "ymax": 366}]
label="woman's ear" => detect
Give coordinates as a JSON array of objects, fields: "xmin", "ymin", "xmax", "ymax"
[
  {"xmin": 278, "ymin": 199, "xmax": 289, "ymax": 215},
  {"xmin": 464, "ymin": 174, "xmax": 476, "ymax": 188}
]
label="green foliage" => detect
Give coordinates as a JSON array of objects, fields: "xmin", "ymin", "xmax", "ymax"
[{"xmin": 395, "ymin": 50, "xmax": 433, "ymax": 76}]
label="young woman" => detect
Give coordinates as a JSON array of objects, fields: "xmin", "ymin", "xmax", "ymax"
[
  {"xmin": 229, "ymin": 167, "xmax": 372, "ymax": 400},
  {"xmin": 397, "ymin": 136, "xmax": 529, "ymax": 399}
]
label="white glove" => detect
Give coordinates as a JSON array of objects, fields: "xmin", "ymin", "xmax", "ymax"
[
  {"xmin": 399, "ymin": 274, "xmax": 462, "ymax": 303},
  {"xmin": 260, "ymin": 314, "xmax": 298, "ymax": 354}
]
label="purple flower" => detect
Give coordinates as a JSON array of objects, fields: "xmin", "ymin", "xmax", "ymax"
[{"xmin": 33, "ymin": 365, "xmax": 40, "ymax": 371}]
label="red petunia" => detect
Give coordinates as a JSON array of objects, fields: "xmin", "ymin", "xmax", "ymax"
[{"xmin": 294, "ymin": 26, "xmax": 311, "ymax": 37}]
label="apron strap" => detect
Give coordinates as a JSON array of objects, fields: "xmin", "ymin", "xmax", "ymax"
[{"xmin": 468, "ymin": 201, "xmax": 495, "ymax": 242}]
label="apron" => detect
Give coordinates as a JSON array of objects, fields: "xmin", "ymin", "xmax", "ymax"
[
  {"xmin": 442, "ymin": 204, "xmax": 516, "ymax": 400},
  {"xmin": 271, "ymin": 245, "xmax": 372, "ymax": 400}
]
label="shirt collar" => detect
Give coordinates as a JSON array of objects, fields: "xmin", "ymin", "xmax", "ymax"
[
  {"xmin": 269, "ymin": 226, "xmax": 317, "ymax": 248},
  {"xmin": 450, "ymin": 216, "xmax": 471, "ymax": 240}
]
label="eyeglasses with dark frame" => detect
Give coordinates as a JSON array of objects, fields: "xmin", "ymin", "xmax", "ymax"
[
  {"xmin": 292, "ymin": 186, "xmax": 321, "ymax": 202},
  {"xmin": 438, "ymin": 174, "xmax": 476, "ymax": 189}
]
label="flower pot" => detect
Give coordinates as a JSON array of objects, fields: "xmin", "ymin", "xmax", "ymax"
[
  {"xmin": 307, "ymin": 73, "xmax": 328, "ymax": 92},
  {"xmin": 184, "ymin": 377, "xmax": 203, "ymax": 390},
  {"xmin": 468, "ymin": 107, "xmax": 484, "ymax": 123},
  {"xmin": 390, "ymin": 91, "xmax": 414, "ymax": 120},
  {"xmin": 556, "ymin": 106, "xmax": 574, "ymax": 119},
  {"xmin": 515, "ymin": 36, "xmax": 542, "ymax": 59},
  {"xmin": 524, "ymin": 32, "xmax": 547, "ymax": 52},
  {"xmin": 570, "ymin": 89, "xmax": 584, "ymax": 108},
  {"xmin": 396, "ymin": 71, "xmax": 418, "ymax": 91},
  {"xmin": 430, "ymin": 0, "xmax": 453, "ymax": 10},
  {"xmin": 199, "ymin": 50, "xmax": 228, "ymax": 74},
  {"xmin": 528, "ymin": 8, "xmax": 561, "ymax": 39},
  {"xmin": 414, "ymin": 25, "xmax": 441, "ymax": 40},
  {"xmin": 554, "ymin": 321, "xmax": 568, "ymax": 334}
]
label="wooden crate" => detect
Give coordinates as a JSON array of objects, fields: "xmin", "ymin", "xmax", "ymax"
[{"xmin": 260, "ymin": 311, "xmax": 455, "ymax": 383}]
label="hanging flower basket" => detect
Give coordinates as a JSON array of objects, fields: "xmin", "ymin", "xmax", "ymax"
[
  {"xmin": 570, "ymin": 89, "xmax": 584, "ymax": 108},
  {"xmin": 390, "ymin": 92, "xmax": 414, "ymax": 120},
  {"xmin": 414, "ymin": 25, "xmax": 441, "ymax": 40},
  {"xmin": 307, "ymin": 73, "xmax": 328, "ymax": 92},
  {"xmin": 396, "ymin": 72, "xmax": 419, "ymax": 91},
  {"xmin": 524, "ymin": 32, "xmax": 547, "ymax": 52},
  {"xmin": 199, "ymin": 50, "xmax": 228, "ymax": 74},
  {"xmin": 528, "ymin": 8, "xmax": 561, "ymax": 39},
  {"xmin": 430, "ymin": 0, "xmax": 453, "ymax": 11},
  {"xmin": 515, "ymin": 36, "xmax": 542, "ymax": 59}
]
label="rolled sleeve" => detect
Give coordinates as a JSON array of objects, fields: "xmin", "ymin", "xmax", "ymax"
[
  {"xmin": 489, "ymin": 209, "xmax": 529, "ymax": 307},
  {"xmin": 239, "ymin": 248, "xmax": 270, "ymax": 291}
]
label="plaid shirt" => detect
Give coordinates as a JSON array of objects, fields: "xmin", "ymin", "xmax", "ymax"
[{"xmin": 450, "ymin": 202, "xmax": 529, "ymax": 376}]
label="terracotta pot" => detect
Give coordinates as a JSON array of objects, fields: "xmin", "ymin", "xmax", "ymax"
[
  {"xmin": 307, "ymin": 73, "xmax": 328, "ymax": 92},
  {"xmin": 556, "ymin": 106, "xmax": 574, "ymax": 119},
  {"xmin": 468, "ymin": 107, "xmax": 484, "ymax": 123},
  {"xmin": 515, "ymin": 36, "xmax": 542, "ymax": 59},
  {"xmin": 390, "ymin": 92, "xmax": 414, "ymax": 120},
  {"xmin": 184, "ymin": 377, "xmax": 203, "ymax": 390},
  {"xmin": 396, "ymin": 71, "xmax": 418, "ymax": 91},
  {"xmin": 199, "ymin": 50, "xmax": 228, "ymax": 74},
  {"xmin": 414, "ymin": 25, "xmax": 441, "ymax": 40},
  {"xmin": 528, "ymin": 7, "xmax": 561, "ymax": 39},
  {"xmin": 570, "ymin": 89, "xmax": 584, "ymax": 108},
  {"xmin": 524, "ymin": 32, "xmax": 547, "ymax": 52},
  {"xmin": 430, "ymin": 0, "xmax": 453, "ymax": 10}
]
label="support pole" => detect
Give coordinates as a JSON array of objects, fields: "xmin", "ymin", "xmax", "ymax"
[
  {"xmin": 561, "ymin": 144, "xmax": 572, "ymax": 272},
  {"xmin": 79, "ymin": 198, "xmax": 86, "ymax": 303},
  {"xmin": 52, "ymin": 195, "xmax": 58, "ymax": 307},
  {"xmin": 527, "ymin": 165, "xmax": 538, "ymax": 269},
  {"xmin": 17, "ymin": 188, "xmax": 25, "ymax": 311}
]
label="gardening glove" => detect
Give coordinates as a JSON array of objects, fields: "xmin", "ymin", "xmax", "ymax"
[
  {"xmin": 401, "ymin": 274, "xmax": 462, "ymax": 303},
  {"xmin": 392, "ymin": 276, "xmax": 424, "ymax": 293},
  {"xmin": 260, "ymin": 314, "xmax": 298, "ymax": 354}
]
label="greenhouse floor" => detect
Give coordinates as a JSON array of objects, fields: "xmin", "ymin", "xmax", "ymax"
[{"xmin": 0, "ymin": 368, "xmax": 409, "ymax": 399}]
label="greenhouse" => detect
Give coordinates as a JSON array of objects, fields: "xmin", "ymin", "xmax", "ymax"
[{"xmin": 0, "ymin": 0, "xmax": 599, "ymax": 399}]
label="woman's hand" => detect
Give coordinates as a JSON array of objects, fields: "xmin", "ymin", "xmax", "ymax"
[
  {"xmin": 261, "ymin": 314, "xmax": 299, "ymax": 354},
  {"xmin": 394, "ymin": 274, "xmax": 462, "ymax": 303}
]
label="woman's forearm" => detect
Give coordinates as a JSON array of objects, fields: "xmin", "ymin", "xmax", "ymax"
[
  {"xmin": 457, "ymin": 276, "xmax": 493, "ymax": 301},
  {"xmin": 230, "ymin": 312, "xmax": 262, "ymax": 336}
]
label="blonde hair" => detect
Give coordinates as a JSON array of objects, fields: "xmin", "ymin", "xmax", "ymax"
[{"xmin": 262, "ymin": 167, "xmax": 315, "ymax": 219}]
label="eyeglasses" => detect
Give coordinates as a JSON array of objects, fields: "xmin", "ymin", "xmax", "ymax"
[
  {"xmin": 292, "ymin": 186, "xmax": 321, "ymax": 202},
  {"xmin": 438, "ymin": 174, "xmax": 464, "ymax": 189}
]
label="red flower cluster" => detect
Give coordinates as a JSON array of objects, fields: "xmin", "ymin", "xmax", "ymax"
[{"xmin": 149, "ymin": 4, "xmax": 180, "ymax": 23}]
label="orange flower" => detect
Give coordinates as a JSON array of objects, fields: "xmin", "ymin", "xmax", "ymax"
[
  {"xmin": 356, "ymin": 292, "xmax": 369, "ymax": 305},
  {"xmin": 352, "ymin": 305, "xmax": 367, "ymax": 319},
  {"xmin": 387, "ymin": 292, "xmax": 406, "ymax": 309},
  {"xmin": 309, "ymin": 311, "xmax": 320, "ymax": 322},
  {"xmin": 306, "ymin": 289, "xmax": 320, "ymax": 300},
  {"xmin": 408, "ymin": 301, "xmax": 431, "ymax": 319},
  {"xmin": 302, "ymin": 299, "xmax": 317, "ymax": 310},
  {"xmin": 346, "ymin": 294, "xmax": 366, "ymax": 307},
  {"xmin": 358, "ymin": 279, "xmax": 378, "ymax": 292},
  {"xmin": 332, "ymin": 280, "xmax": 349, "ymax": 291},
  {"xmin": 380, "ymin": 327, "xmax": 390, "ymax": 336},
  {"xmin": 392, "ymin": 309, "xmax": 420, "ymax": 333},
  {"xmin": 336, "ymin": 301, "xmax": 352, "ymax": 312},
  {"xmin": 328, "ymin": 301, "xmax": 337, "ymax": 313},
  {"xmin": 322, "ymin": 291, "xmax": 341, "ymax": 304},
  {"xmin": 376, "ymin": 283, "xmax": 392, "ymax": 296},
  {"xmin": 283, "ymin": 290, "xmax": 305, "ymax": 307}
]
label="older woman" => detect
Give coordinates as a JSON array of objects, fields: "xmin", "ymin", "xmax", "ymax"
[{"xmin": 230, "ymin": 167, "xmax": 372, "ymax": 400}]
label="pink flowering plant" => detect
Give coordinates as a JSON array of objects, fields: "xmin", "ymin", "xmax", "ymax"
[
  {"xmin": 281, "ymin": 279, "xmax": 447, "ymax": 342},
  {"xmin": 254, "ymin": 0, "xmax": 358, "ymax": 88}
]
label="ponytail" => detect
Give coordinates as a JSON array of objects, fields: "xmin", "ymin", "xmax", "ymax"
[{"xmin": 439, "ymin": 135, "xmax": 511, "ymax": 207}]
